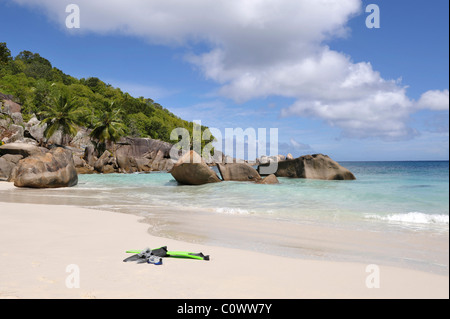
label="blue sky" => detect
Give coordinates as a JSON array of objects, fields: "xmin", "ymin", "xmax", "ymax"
[{"xmin": 0, "ymin": 0, "xmax": 448, "ymax": 161}]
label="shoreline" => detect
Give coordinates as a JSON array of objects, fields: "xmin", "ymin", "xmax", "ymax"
[
  {"xmin": 0, "ymin": 182, "xmax": 449, "ymax": 299},
  {"xmin": 142, "ymin": 208, "xmax": 450, "ymax": 275},
  {"xmin": 1, "ymin": 179, "xmax": 448, "ymax": 276}
]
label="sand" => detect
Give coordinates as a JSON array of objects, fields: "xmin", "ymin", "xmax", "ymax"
[{"xmin": 0, "ymin": 182, "xmax": 448, "ymax": 299}]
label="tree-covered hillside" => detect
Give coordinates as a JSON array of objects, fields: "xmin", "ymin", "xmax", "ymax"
[{"xmin": 0, "ymin": 42, "xmax": 213, "ymax": 146}]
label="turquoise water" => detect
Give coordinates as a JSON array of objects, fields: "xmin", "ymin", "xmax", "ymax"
[
  {"xmin": 1, "ymin": 161, "xmax": 448, "ymax": 273},
  {"xmin": 73, "ymin": 161, "xmax": 449, "ymax": 231}
]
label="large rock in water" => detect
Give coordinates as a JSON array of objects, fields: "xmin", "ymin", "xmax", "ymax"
[
  {"xmin": 217, "ymin": 163, "xmax": 261, "ymax": 182},
  {"xmin": 259, "ymin": 154, "xmax": 356, "ymax": 180},
  {"xmin": 170, "ymin": 151, "xmax": 221, "ymax": 185},
  {"xmin": 256, "ymin": 174, "xmax": 280, "ymax": 184},
  {"xmin": 13, "ymin": 147, "xmax": 78, "ymax": 188}
]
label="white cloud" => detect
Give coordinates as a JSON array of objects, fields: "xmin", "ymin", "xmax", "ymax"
[
  {"xmin": 416, "ymin": 90, "xmax": 449, "ymax": 111},
  {"xmin": 12, "ymin": 0, "xmax": 360, "ymax": 45},
  {"xmin": 280, "ymin": 75, "xmax": 417, "ymax": 139},
  {"xmin": 12, "ymin": 0, "xmax": 448, "ymax": 140}
]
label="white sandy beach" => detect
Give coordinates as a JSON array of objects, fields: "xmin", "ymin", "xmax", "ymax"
[{"xmin": 0, "ymin": 182, "xmax": 448, "ymax": 299}]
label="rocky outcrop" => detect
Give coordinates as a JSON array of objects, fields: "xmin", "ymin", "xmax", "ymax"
[
  {"xmin": 0, "ymin": 142, "xmax": 44, "ymax": 158},
  {"xmin": 259, "ymin": 155, "xmax": 286, "ymax": 164},
  {"xmin": 0, "ymin": 143, "xmax": 44, "ymax": 181},
  {"xmin": 0, "ymin": 157, "xmax": 17, "ymax": 181},
  {"xmin": 117, "ymin": 137, "xmax": 172, "ymax": 158},
  {"xmin": 1, "ymin": 96, "xmax": 27, "ymax": 144},
  {"xmin": 72, "ymin": 153, "xmax": 94, "ymax": 174},
  {"xmin": 1, "ymin": 94, "xmax": 203, "ymax": 175},
  {"xmin": 170, "ymin": 151, "xmax": 221, "ymax": 185},
  {"xmin": 24, "ymin": 115, "xmax": 46, "ymax": 144},
  {"xmin": 115, "ymin": 137, "xmax": 174, "ymax": 173},
  {"xmin": 4, "ymin": 124, "xmax": 24, "ymax": 143},
  {"xmin": 70, "ymin": 127, "xmax": 94, "ymax": 150},
  {"xmin": 0, "ymin": 94, "xmax": 21, "ymax": 114},
  {"xmin": 0, "ymin": 159, "xmax": 12, "ymax": 181},
  {"xmin": 12, "ymin": 147, "xmax": 78, "ymax": 188},
  {"xmin": 0, "ymin": 154, "xmax": 24, "ymax": 180},
  {"xmin": 259, "ymin": 154, "xmax": 356, "ymax": 180},
  {"xmin": 94, "ymin": 150, "xmax": 117, "ymax": 174},
  {"xmin": 217, "ymin": 163, "xmax": 261, "ymax": 182},
  {"xmin": 71, "ymin": 137, "xmax": 176, "ymax": 174},
  {"xmin": 83, "ymin": 145, "xmax": 98, "ymax": 167},
  {"xmin": 0, "ymin": 116, "xmax": 24, "ymax": 144}
]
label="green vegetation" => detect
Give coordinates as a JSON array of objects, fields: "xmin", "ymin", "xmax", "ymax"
[
  {"xmin": 0, "ymin": 42, "xmax": 214, "ymax": 148},
  {"xmin": 39, "ymin": 94, "xmax": 85, "ymax": 143},
  {"xmin": 90, "ymin": 103, "xmax": 127, "ymax": 154}
]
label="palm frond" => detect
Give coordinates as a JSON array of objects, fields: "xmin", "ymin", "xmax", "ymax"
[
  {"xmin": 89, "ymin": 107, "xmax": 126, "ymax": 144},
  {"xmin": 39, "ymin": 93, "xmax": 81, "ymax": 140},
  {"xmin": 44, "ymin": 122, "xmax": 60, "ymax": 140}
]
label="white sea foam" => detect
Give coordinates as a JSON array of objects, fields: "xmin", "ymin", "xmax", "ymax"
[
  {"xmin": 215, "ymin": 207, "xmax": 251, "ymax": 215},
  {"xmin": 365, "ymin": 212, "xmax": 449, "ymax": 225}
]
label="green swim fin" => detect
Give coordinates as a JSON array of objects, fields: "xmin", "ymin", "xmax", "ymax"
[
  {"xmin": 166, "ymin": 251, "xmax": 210, "ymax": 261},
  {"xmin": 125, "ymin": 247, "xmax": 209, "ymax": 261}
]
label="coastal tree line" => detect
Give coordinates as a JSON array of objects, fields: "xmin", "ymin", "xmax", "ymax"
[{"xmin": 0, "ymin": 42, "xmax": 214, "ymax": 151}]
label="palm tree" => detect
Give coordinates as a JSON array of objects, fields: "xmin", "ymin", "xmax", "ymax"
[
  {"xmin": 89, "ymin": 104, "xmax": 126, "ymax": 155},
  {"xmin": 39, "ymin": 94, "xmax": 84, "ymax": 145}
]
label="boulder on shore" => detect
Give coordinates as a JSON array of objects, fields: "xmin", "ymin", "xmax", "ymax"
[
  {"xmin": 170, "ymin": 151, "xmax": 221, "ymax": 185},
  {"xmin": 0, "ymin": 157, "xmax": 14, "ymax": 181},
  {"xmin": 0, "ymin": 142, "xmax": 44, "ymax": 158},
  {"xmin": 0, "ymin": 154, "xmax": 23, "ymax": 181},
  {"xmin": 258, "ymin": 153, "xmax": 356, "ymax": 180},
  {"xmin": 217, "ymin": 163, "xmax": 261, "ymax": 182},
  {"xmin": 12, "ymin": 147, "xmax": 78, "ymax": 188}
]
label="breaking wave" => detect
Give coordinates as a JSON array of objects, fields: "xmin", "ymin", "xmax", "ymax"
[{"xmin": 365, "ymin": 212, "xmax": 449, "ymax": 225}]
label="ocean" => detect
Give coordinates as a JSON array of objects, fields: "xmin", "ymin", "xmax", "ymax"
[
  {"xmin": 1, "ymin": 161, "xmax": 448, "ymax": 274},
  {"xmin": 70, "ymin": 160, "xmax": 449, "ymax": 230}
]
